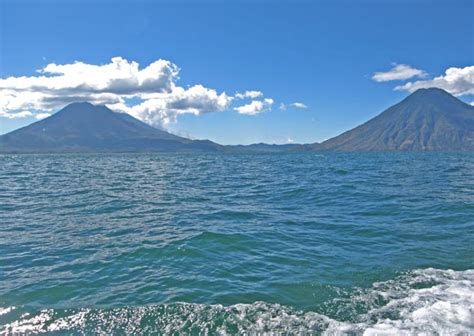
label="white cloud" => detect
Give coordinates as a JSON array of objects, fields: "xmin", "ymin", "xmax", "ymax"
[
  {"xmin": 36, "ymin": 57, "xmax": 178, "ymax": 94},
  {"xmin": 0, "ymin": 57, "xmax": 279, "ymax": 126},
  {"xmin": 394, "ymin": 65, "xmax": 474, "ymax": 96},
  {"xmin": 234, "ymin": 98, "xmax": 274, "ymax": 115},
  {"xmin": 34, "ymin": 113, "xmax": 51, "ymax": 120},
  {"xmin": 0, "ymin": 57, "xmax": 179, "ymax": 123},
  {"xmin": 291, "ymin": 102, "xmax": 307, "ymax": 109},
  {"xmin": 280, "ymin": 102, "xmax": 308, "ymax": 110},
  {"xmin": 109, "ymin": 85, "xmax": 232, "ymax": 126},
  {"xmin": 0, "ymin": 110, "xmax": 33, "ymax": 119},
  {"xmin": 372, "ymin": 63, "xmax": 427, "ymax": 82},
  {"xmin": 235, "ymin": 90, "xmax": 263, "ymax": 99}
]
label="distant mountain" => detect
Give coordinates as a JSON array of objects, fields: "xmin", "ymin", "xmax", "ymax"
[
  {"xmin": 1, "ymin": 88, "xmax": 473, "ymax": 153},
  {"xmin": 314, "ymin": 88, "xmax": 474, "ymax": 151},
  {"xmin": 227, "ymin": 143, "xmax": 308, "ymax": 152},
  {"xmin": 0, "ymin": 102, "xmax": 221, "ymax": 152}
]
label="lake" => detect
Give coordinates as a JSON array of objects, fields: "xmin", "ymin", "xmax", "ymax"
[{"xmin": 1, "ymin": 152, "xmax": 473, "ymax": 334}]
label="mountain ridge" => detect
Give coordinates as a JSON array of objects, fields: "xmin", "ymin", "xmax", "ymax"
[
  {"xmin": 1, "ymin": 88, "xmax": 473, "ymax": 153},
  {"xmin": 0, "ymin": 102, "xmax": 221, "ymax": 152},
  {"xmin": 313, "ymin": 88, "xmax": 474, "ymax": 151}
]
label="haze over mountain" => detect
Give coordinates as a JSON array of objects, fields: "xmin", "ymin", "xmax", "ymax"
[
  {"xmin": 314, "ymin": 88, "xmax": 474, "ymax": 151},
  {"xmin": 0, "ymin": 103, "xmax": 220, "ymax": 152},
  {"xmin": 0, "ymin": 88, "xmax": 473, "ymax": 153}
]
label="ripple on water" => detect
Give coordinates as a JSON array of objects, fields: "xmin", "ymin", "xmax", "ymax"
[
  {"xmin": 0, "ymin": 268, "xmax": 472, "ymax": 335},
  {"xmin": 0, "ymin": 152, "xmax": 473, "ymax": 334}
]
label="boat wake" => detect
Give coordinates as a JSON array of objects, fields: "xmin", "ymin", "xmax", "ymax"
[{"xmin": 1, "ymin": 268, "xmax": 472, "ymax": 335}]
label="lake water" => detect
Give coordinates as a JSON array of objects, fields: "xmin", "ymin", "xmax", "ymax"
[{"xmin": 0, "ymin": 152, "xmax": 473, "ymax": 334}]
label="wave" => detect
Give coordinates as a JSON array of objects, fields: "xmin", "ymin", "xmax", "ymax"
[{"xmin": 1, "ymin": 268, "xmax": 472, "ymax": 335}]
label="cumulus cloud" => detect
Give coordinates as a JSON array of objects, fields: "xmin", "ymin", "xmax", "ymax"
[
  {"xmin": 0, "ymin": 110, "xmax": 33, "ymax": 119},
  {"xmin": 35, "ymin": 57, "xmax": 178, "ymax": 95},
  {"xmin": 234, "ymin": 98, "xmax": 274, "ymax": 115},
  {"xmin": 394, "ymin": 65, "xmax": 474, "ymax": 96},
  {"xmin": 0, "ymin": 57, "xmax": 278, "ymax": 126},
  {"xmin": 108, "ymin": 85, "xmax": 232, "ymax": 126},
  {"xmin": 280, "ymin": 102, "xmax": 308, "ymax": 110},
  {"xmin": 34, "ymin": 113, "xmax": 51, "ymax": 120},
  {"xmin": 372, "ymin": 63, "xmax": 427, "ymax": 82},
  {"xmin": 235, "ymin": 90, "xmax": 263, "ymax": 99}
]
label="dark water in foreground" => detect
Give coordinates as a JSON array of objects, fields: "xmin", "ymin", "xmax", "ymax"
[{"xmin": 0, "ymin": 152, "xmax": 473, "ymax": 334}]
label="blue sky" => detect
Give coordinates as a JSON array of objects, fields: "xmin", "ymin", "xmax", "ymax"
[{"xmin": 0, "ymin": 0, "xmax": 473, "ymax": 144}]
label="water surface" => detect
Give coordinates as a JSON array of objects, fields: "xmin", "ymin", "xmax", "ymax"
[{"xmin": 1, "ymin": 152, "xmax": 473, "ymax": 334}]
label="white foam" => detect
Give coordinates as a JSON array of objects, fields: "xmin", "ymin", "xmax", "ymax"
[
  {"xmin": 1, "ymin": 268, "xmax": 472, "ymax": 335},
  {"xmin": 0, "ymin": 307, "xmax": 14, "ymax": 316},
  {"xmin": 325, "ymin": 268, "xmax": 474, "ymax": 335}
]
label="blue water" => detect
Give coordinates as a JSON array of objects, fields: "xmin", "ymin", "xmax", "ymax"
[{"xmin": 1, "ymin": 152, "xmax": 473, "ymax": 334}]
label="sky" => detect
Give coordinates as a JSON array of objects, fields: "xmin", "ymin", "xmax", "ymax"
[{"xmin": 0, "ymin": 0, "xmax": 473, "ymax": 145}]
